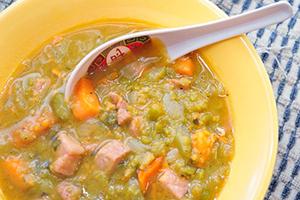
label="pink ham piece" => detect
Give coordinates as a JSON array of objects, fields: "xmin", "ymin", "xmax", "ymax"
[
  {"xmin": 158, "ymin": 169, "xmax": 189, "ymax": 199},
  {"xmin": 108, "ymin": 92, "xmax": 122, "ymax": 105},
  {"xmin": 108, "ymin": 92, "xmax": 132, "ymax": 125},
  {"xmin": 51, "ymin": 132, "xmax": 85, "ymax": 176},
  {"xmin": 117, "ymin": 108, "xmax": 132, "ymax": 126},
  {"xmin": 56, "ymin": 133, "xmax": 85, "ymax": 157},
  {"xmin": 95, "ymin": 140, "xmax": 130, "ymax": 173},
  {"xmin": 57, "ymin": 181, "xmax": 81, "ymax": 200}
]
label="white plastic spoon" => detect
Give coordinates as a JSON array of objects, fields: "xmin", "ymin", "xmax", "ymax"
[{"xmin": 65, "ymin": 1, "xmax": 293, "ymax": 100}]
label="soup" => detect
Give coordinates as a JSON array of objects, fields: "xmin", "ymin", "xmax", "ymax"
[{"xmin": 0, "ymin": 22, "xmax": 234, "ymax": 200}]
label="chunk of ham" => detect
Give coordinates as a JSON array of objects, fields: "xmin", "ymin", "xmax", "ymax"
[
  {"xmin": 158, "ymin": 169, "xmax": 189, "ymax": 199},
  {"xmin": 129, "ymin": 117, "xmax": 142, "ymax": 137},
  {"xmin": 51, "ymin": 132, "xmax": 84, "ymax": 176},
  {"xmin": 51, "ymin": 155, "xmax": 81, "ymax": 177},
  {"xmin": 116, "ymin": 99, "xmax": 127, "ymax": 109},
  {"xmin": 108, "ymin": 92, "xmax": 122, "ymax": 106},
  {"xmin": 117, "ymin": 108, "xmax": 132, "ymax": 126},
  {"xmin": 57, "ymin": 181, "xmax": 81, "ymax": 200},
  {"xmin": 55, "ymin": 133, "xmax": 85, "ymax": 157},
  {"xmin": 95, "ymin": 140, "xmax": 130, "ymax": 173},
  {"xmin": 108, "ymin": 92, "xmax": 132, "ymax": 126}
]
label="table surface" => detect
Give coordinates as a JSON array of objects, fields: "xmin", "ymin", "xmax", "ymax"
[{"xmin": 1, "ymin": 0, "xmax": 300, "ymax": 199}]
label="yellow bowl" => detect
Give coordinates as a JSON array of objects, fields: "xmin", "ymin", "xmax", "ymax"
[{"xmin": 0, "ymin": 0, "xmax": 278, "ymax": 199}]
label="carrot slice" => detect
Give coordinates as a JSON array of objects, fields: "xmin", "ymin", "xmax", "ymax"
[
  {"xmin": 173, "ymin": 56, "xmax": 195, "ymax": 76},
  {"xmin": 137, "ymin": 156, "xmax": 164, "ymax": 193},
  {"xmin": 0, "ymin": 157, "xmax": 34, "ymax": 190},
  {"xmin": 191, "ymin": 129, "xmax": 216, "ymax": 167},
  {"xmin": 71, "ymin": 78, "xmax": 100, "ymax": 121}
]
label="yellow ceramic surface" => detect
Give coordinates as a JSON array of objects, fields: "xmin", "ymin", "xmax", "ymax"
[{"xmin": 0, "ymin": 0, "xmax": 278, "ymax": 199}]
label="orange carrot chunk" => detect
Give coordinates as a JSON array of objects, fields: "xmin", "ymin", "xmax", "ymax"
[
  {"xmin": 0, "ymin": 157, "xmax": 34, "ymax": 190},
  {"xmin": 71, "ymin": 78, "xmax": 100, "ymax": 121},
  {"xmin": 137, "ymin": 156, "xmax": 164, "ymax": 193},
  {"xmin": 173, "ymin": 56, "xmax": 195, "ymax": 76},
  {"xmin": 191, "ymin": 129, "xmax": 216, "ymax": 167}
]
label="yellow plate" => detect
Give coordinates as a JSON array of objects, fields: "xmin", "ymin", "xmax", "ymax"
[{"xmin": 0, "ymin": 0, "xmax": 278, "ymax": 199}]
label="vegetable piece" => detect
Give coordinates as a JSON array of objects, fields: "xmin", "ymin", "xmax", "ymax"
[
  {"xmin": 121, "ymin": 57, "xmax": 160, "ymax": 80},
  {"xmin": 147, "ymin": 103, "xmax": 164, "ymax": 121},
  {"xmin": 163, "ymin": 94, "xmax": 183, "ymax": 120},
  {"xmin": 151, "ymin": 140, "xmax": 167, "ymax": 156},
  {"xmin": 172, "ymin": 56, "xmax": 195, "ymax": 76},
  {"xmin": 155, "ymin": 118, "xmax": 168, "ymax": 134},
  {"xmin": 99, "ymin": 111, "xmax": 117, "ymax": 126},
  {"xmin": 71, "ymin": 78, "xmax": 100, "ymax": 121},
  {"xmin": 0, "ymin": 157, "xmax": 34, "ymax": 190},
  {"xmin": 34, "ymin": 109, "xmax": 57, "ymax": 134},
  {"xmin": 121, "ymin": 60, "xmax": 146, "ymax": 80},
  {"xmin": 125, "ymin": 138, "xmax": 149, "ymax": 153},
  {"xmin": 51, "ymin": 93, "xmax": 71, "ymax": 121},
  {"xmin": 170, "ymin": 159, "xmax": 196, "ymax": 177},
  {"xmin": 127, "ymin": 178, "xmax": 144, "ymax": 199},
  {"xmin": 137, "ymin": 152, "xmax": 155, "ymax": 170},
  {"xmin": 11, "ymin": 127, "xmax": 36, "ymax": 147},
  {"xmin": 174, "ymin": 127, "xmax": 192, "ymax": 159},
  {"xmin": 166, "ymin": 148, "xmax": 180, "ymax": 163},
  {"xmin": 129, "ymin": 116, "xmax": 143, "ymax": 137},
  {"xmin": 137, "ymin": 156, "xmax": 164, "ymax": 193},
  {"xmin": 11, "ymin": 108, "xmax": 56, "ymax": 147},
  {"xmin": 147, "ymin": 66, "xmax": 166, "ymax": 81},
  {"xmin": 191, "ymin": 129, "xmax": 216, "ymax": 167},
  {"xmin": 175, "ymin": 58, "xmax": 195, "ymax": 76}
]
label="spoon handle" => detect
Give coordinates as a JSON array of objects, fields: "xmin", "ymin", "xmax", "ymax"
[
  {"xmin": 154, "ymin": 1, "xmax": 293, "ymax": 60},
  {"xmin": 65, "ymin": 2, "xmax": 293, "ymax": 100}
]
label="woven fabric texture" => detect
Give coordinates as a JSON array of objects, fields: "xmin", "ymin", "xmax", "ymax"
[
  {"xmin": 0, "ymin": 0, "xmax": 300, "ymax": 199},
  {"xmin": 208, "ymin": 0, "xmax": 300, "ymax": 200}
]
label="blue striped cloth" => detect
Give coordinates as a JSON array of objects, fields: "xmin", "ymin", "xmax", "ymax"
[
  {"xmin": 208, "ymin": 0, "xmax": 300, "ymax": 200},
  {"xmin": 1, "ymin": 0, "xmax": 299, "ymax": 199}
]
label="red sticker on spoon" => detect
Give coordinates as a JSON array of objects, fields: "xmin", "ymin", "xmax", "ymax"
[{"xmin": 88, "ymin": 36, "xmax": 150, "ymax": 74}]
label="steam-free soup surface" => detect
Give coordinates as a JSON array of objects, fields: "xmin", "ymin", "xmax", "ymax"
[{"xmin": 0, "ymin": 23, "xmax": 234, "ymax": 200}]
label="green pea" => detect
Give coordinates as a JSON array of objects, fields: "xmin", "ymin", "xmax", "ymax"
[
  {"xmin": 50, "ymin": 93, "xmax": 71, "ymax": 121},
  {"xmin": 147, "ymin": 103, "xmax": 164, "ymax": 121},
  {"xmin": 100, "ymin": 111, "xmax": 117, "ymax": 126},
  {"xmin": 147, "ymin": 66, "xmax": 166, "ymax": 81},
  {"xmin": 174, "ymin": 129, "xmax": 192, "ymax": 159},
  {"xmin": 181, "ymin": 165, "xmax": 197, "ymax": 176}
]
